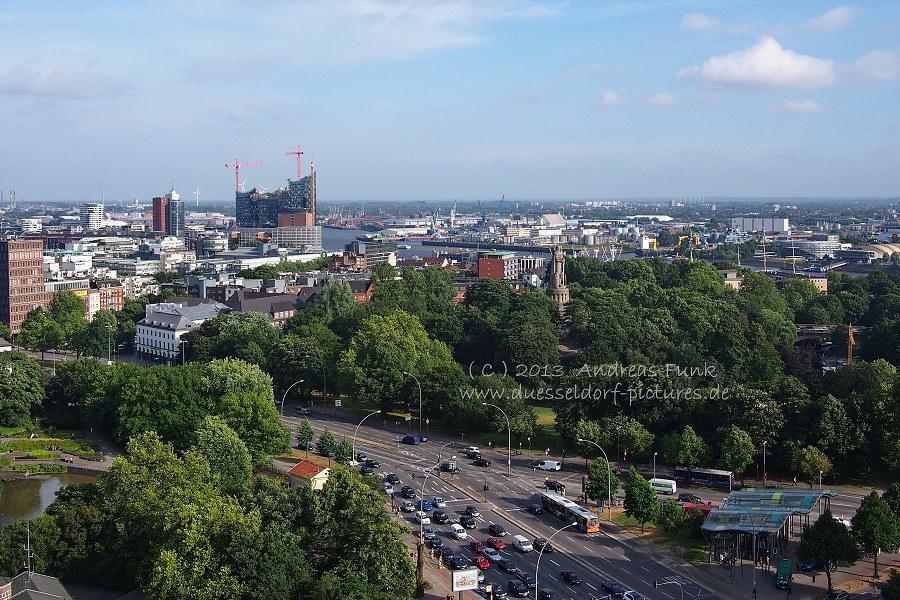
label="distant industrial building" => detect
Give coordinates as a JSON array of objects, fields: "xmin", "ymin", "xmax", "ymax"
[
  {"xmin": 80, "ymin": 203, "xmax": 104, "ymax": 230},
  {"xmin": 731, "ymin": 217, "xmax": 790, "ymax": 234}
]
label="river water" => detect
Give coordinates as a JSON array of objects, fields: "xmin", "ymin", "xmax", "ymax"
[{"xmin": 0, "ymin": 474, "xmax": 97, "ymax": 526}]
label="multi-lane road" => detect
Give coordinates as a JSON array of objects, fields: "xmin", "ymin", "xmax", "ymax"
[{"xmin": 283, "ymin": 406, "xmax": 737, "ymax": 600}]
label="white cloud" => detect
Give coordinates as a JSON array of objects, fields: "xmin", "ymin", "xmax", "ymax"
[
  {"xmin": 0, "ymin": 60, "xmax": 130, "ymax": 98},
  {"xmin": 677, "ymin": 36, "xmax": 836, "ymax": 89},
  {"xmin": 844, "ymin": 49, "xmax": 900, "ymax": 81},
  {"xmin": 801, "ymin": 6, "xmax": 857, "ymax": 32},
  {"xmin": 648, "ymin": 92, "xmax": 678, "ymax": 106},
  {"xmin": 775, "ymin": 100, "xmax": 823, "ymax": 114},
  {"xmin": 600, "ymin": 90, "xmax": 623, "ymax": 106},
  {"xmin": 681, "ymin": 13, "xmax": 720, "ymax": 31}
]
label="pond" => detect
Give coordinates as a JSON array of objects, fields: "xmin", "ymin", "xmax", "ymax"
[{"xmin": 0, "ymin": 473, "xmax": 97, "ymax": 526}]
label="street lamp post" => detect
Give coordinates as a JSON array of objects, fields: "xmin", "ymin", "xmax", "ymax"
[
  {"xmin": 653, "ymin": 452, "xmax": 658, "ymax": 481},
  {"xmin": 731, "ymin": 501, "xmax": 757, "ymax": 597},
  {"xmin": 578, "ymin": 438, "xmax": 613, "ymax": 521},
  {"xmin": 403, "ymin": 371, "xmax": 423, "ymax": 434},
  {"xmin": 415, "ymin": 444, "xmax": 453, "ymax": 597},
  {"xmin": 535, "ymin": 521, "xmax": 576, "ymax": 598},
  {"xmin": 483, "ymin": 402, "xmax": 511, "ymax": 477},
  {"xmin": 819, "ymin": 469, "xmax": 823, "ymax": 490},
  {"xmin": 762, "ymin": 441, "xmax": 767, "ymax": 485},
  {"xmin": 654, "ymin": 580, "xmax": 685, "ymax": 600},
  {"xmin": 280, "ymin": 379, "xmax": 305, "ymax": 419},
  {"xmin": 352, "ymin": 409, "xmax": 382, "ymax": 464}
]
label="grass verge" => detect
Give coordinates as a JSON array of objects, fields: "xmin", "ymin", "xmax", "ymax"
[{"xmin": 613, "ymin": 511, "xmax": 707, "ymax": 565}]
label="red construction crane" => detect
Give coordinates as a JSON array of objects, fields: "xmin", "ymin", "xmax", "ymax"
[
  {"xmin": 285, "ymin": 146, "xmax": 305, "ymax": 180},
  {"xmin": 225, "ymin": 158, "xmax": 265, "ymax": 192}
]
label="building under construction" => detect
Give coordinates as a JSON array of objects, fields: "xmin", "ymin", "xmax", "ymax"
[{"xmin": 235, "ymin": 166, "xmax": 316, "ymax": 228}]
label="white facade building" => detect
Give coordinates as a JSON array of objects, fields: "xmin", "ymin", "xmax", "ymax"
[
  {"xmin": 135, "ymin": 299, "xmax": 229, "ymax": 364},
  {"xmin": 80, "ymin": 203, "xmax": 104, "ymax": 230}
]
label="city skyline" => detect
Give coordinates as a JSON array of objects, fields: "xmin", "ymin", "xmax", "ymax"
[{"xmin": 1, "ymin": 1, "xmax": 898, "ymax": 202}]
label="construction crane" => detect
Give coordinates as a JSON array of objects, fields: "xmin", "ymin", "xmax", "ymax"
[
  {"xmin": 225, "ymin": 158, "xmax": 265, "ymax": 193},
  {"xmin": 847, "ymin": 324, "xmax": 855, "ymax": 364},
  {"xmin": 285, "ymin": 146, "xmax": 305, "ymax": 180}
]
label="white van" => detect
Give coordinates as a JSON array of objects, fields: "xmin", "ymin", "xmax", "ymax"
[
  {"xmin": 450, "ymin": 523, "xmax": 468, "ymax": 540},
  {"xmin": 649, "ymin": 478, "xmax": 677, "ymax": 495},
  {"xmin": 512, "ymin": 535, "xmax": 533, "ymax": 552},
  {"xmin": 535, "ymin": 460, "xmax": 561, "ymax": 471}
]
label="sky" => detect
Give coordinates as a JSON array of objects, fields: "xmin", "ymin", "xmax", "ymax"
[{"xmin": 1, "ymin": 0, "xmax": 898, "ymax": 204}]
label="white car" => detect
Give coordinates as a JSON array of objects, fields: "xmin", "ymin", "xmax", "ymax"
[
  {"xmin": 415, "ymin": 511, "xmax": 431, "ymax": 525},
  {"xmin": 401, "ymin": 501, "xmax": 415, "ymax": 512},
  {"xmin": 482, "ymin": 547, "xmax": 502, "ymax": 562},
  {"xmin": 450, "ymin": 523, "xmax": 468, "ymax": 540},
  {"xmin": 433, "ymin": 496, "xmax": 447, "ymax": 508}
]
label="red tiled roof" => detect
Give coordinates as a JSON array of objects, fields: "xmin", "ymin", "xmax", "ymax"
[{"xmin": 288, "ymin": 461, "xmax": 326, "ymax": 478}]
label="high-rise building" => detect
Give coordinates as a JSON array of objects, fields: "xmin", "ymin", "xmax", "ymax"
[
  {"xmin": 152, "ymin": 195, "xmax": 169, "ymax": 233},
  {"xmin": 0, "ymin": 236, "xmax": 53, "ymax": 334},
  {"xmin": 167, "ymin": 191, "xmax": 184, "ymax": 237},
  {"xmin": 235, "ymin": 164, "xmax": 316, "ymax": 228},
  {"xmin": 80, "ymin": 203, "xmax": 104, "ymax": 230}
]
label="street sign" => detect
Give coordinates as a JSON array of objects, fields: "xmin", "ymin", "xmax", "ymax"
[
  {"xmin": 334, "ymin": 399, "xmax": 341, "ymax": 407},
  {"xmin": 405, "ymin": 415, "xmax": 412, "ymax": 421}
]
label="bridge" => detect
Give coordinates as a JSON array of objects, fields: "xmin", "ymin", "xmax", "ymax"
[{"xmin": 795, "ymin": 323, "xmax": 866, "ymax": 342}]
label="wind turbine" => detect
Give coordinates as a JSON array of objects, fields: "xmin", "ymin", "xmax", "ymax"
[
  {"xmin": 239, "ymin": 180, "xmax": 247, "ymax": 193},
  {"xmin": 194, "ymin": 187, "xmax": 201, "ymax": 207}
]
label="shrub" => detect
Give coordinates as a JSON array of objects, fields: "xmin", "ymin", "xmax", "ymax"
[{"xmin": 657, "ymin": 500, "xmax": 689, "ymax": 532}]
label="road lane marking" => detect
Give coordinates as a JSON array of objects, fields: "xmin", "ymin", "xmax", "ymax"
[
  {"xmin": 550, "ymin": 559, "xmax": 560, "ymax": 566},
  {"xmin": 641, "ymin": 565, "xmax": 651, "ymax": 573},
  {"xmin": 586, "ymin": 583, "xmax": 597, "ymax": 590}
]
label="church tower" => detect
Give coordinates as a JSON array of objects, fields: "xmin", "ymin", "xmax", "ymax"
[{"xmin": 547, "ymin": 245, "xmax": 570, "ymax": 315}]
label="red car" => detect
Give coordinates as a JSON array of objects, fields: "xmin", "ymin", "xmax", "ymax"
[
  {"xmin": 473, "ymin": 555, "xmax": 490, "ymax": 570},
  {"xmin": 469, "ymin": 539, "xmax": 487, "ymax": 553},
  {"xmin": 486, "ymin": 537, "xmax": 506, "ymax": 550}
]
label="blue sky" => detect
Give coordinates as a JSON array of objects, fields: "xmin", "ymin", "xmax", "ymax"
[{"xmin": 1, "ymin": 1, "xmax": 898, "ymax": 203}]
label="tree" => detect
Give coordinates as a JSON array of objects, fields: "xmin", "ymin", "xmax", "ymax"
[
  {"xmin": 0, "ymin": 322, "xmax": 10, "ymax": 342},
  {"xmin": 317, "ymin": 429, "xmax": 337, "ymax": 457},
  {"xmin": 851, "ymin": 492, "xmax": 900, "ymax": 578},
  {"xmin": 316, "ymin": 279, "xmax": 356, "ymax": 320},
  {"xmin": 16, "ymin": 307, "xmax": 63, "ymax": 360},
  {"xmin": 585, "ymin": 458, "xmax": 619, "ymax": 513},
  {"xmin": 797, "ymin": 510, "xmax": 859, "ymax": 593},
  {"xmin": 80, "ymin": 309, "xmax": 117, "ymax": 359},
  {"xmin": 792, "ymin": 445, "xmax": 832, "ymax": 489},
  {"xmin": 657, "ymin": 500, "xmax": 688, "ymax": 533},
  {"xmin": 574, "ymin": 420, "xmax": 608, "ymax": 464},
  {"xmin": 297, "ymin": 418, "xmax": 315, "ymax": 455},
  {"xmin": 49, "ymin": 290, "xmax": 88, "ymax": 354},
  {"xmin": 884, "ymin": 481, "xmax": 900, "ymax": 518},
  {"xmin": 0, "ymin": 351, "xmax": 47, "ymax": 426},
  {"xmin": 334, "ymin": 439, "xmax": 353, "ymax": 466},
  {"xmin": 662, "ymin": 425, "xmax": 708, "ymax": 470},
  {"xmin": 718, "ymin": 426, "xmax": 755, "ymax": 483},
  {"xmin": 194, "ymin": 416, "xmax": 253, "ymax": 496},
  {"xmin": 883, "ymin": 569, "xmax": 900, "ymax": 600},
  {"xmin": 623, "ymin": 466, "xmax": 659, "ymax": 533}
]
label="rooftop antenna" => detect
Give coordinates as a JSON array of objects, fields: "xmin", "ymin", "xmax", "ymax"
[
  {"xmin": 170, "ymin": 174, "xmax": 175, "ymax": 192},
  {"xmin": 194, "ymin": 187, "xmax": 201, "ymax": 207}
]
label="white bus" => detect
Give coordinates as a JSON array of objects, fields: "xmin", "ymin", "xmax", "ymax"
[{"xmin": 649, "ymin": 478, "xmax": 677, "ymax": 495}]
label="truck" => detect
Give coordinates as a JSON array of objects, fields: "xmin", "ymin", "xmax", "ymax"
[{"xmin": 775, "ymin": 558, "xmax": 793, "ymax": 590}]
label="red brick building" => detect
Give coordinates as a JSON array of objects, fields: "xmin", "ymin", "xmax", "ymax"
[
  {"xmin": 0, "ymin": 237, "xmax": 52, "ymax": 334},
  {"xmin": 152, "ymin": 195, "xmax": 169, "ymax": 233},
  {"xmin": 477, "ymin": 251, "xmax": 519, "ymax": 280},
  {"xmin": 277, "ymin": 210, "xmax": 314, "ymax": 227}
]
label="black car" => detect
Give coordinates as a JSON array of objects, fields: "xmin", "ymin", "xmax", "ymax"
[
  {"xmin": 515, "ymin": 572, "xmax": 536, "ymax": 589},
  {"xmin": 488, "ymin": 523, "xmax": 507, "ymax": 536},
  {"xmin": 545, "ymin": 480, "xmax": 564, "ymax": 492},
  {"xmin": 448, "ymin": 555, "xmax": 470, "ymax": 570},
  {"xmin": 359, "ymin": 465, "xmax": 374, "ymax": 475},
  {"xmin": 498, "ymin": 558, "xmax": 518, "ymax": 573},
  {"xmin": 677, "ymin": 492, "xmax": 702, "ymax": 504},
  {"xmin": 440, "ymin": 547, "xmax": 455, "ymax": 561},
  {"xmin": 533, "ymin": 538, "xmax": 553, "ymax": 552},
  {"xmin": 465, "ymin": 505, "xmax": 481, "ymax": 517},
  {"xmin": 384, "ymin": 473, "xmax": 401, "ymax": 484},
  {"xmin": 356, "ymin": 452, "xmax": 368, "ymax": 462},
  {"xmin": 463, "ymin": 449, "xmax": 481, "ymax": 459},
  {"xmin": 440, "ymin": 462, "xmax": 461, "ymax": 473},
  {"xmin": 526, "ymin": 503, "xmax": 544, "ymax": 514},
  {"xmin": 432, "ymin": 510, "xmax": 450, "ymax": 524},
  {"xmin": 507, "ymin": 580, "xmax": 530, "ymax": 597},
  {"xmin": 400, "ymin": 485, "xmax": 416, "ymax": 499},
  {"xmin": 473, "ymin": 458, "xmax": 492, "ymax": 467},
  {"xmin": 538, "ymin": 590, "xmax": 561, "ymax": 600},
  {"xmin": 365, "ymin": 458, "xmax": 380, "ymax": 468},
  {"xmin": 560, "ymin": 570, "xmax": 582, "ymax": 584},
  {"xmin": 430, "ymin": 536, "xmax": 444, "ymax": 549},
  {"xmin": 602, "ymin": 580, "xmax": 627, "ymax": 598},
  {"xmin": 460, "ymin": 515, "xmax": 477, "ymax": 529}
]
